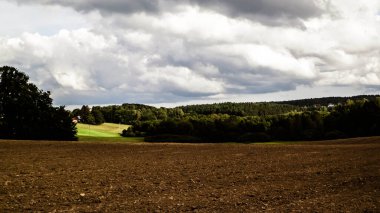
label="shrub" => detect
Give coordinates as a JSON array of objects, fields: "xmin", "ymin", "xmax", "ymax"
[{"xmin": 121, "ymin": 127, "xmax": 136, "ymax": 137}]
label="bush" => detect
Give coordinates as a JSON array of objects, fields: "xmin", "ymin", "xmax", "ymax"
[
  {"xmin": 121, "ymin": 127, "xmax": 135, "ymax": 137},
  {"xmin": 121, "ymin": 127, "xmax": 145, "ymax": 137}
]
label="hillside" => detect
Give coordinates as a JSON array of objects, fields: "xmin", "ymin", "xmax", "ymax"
[
  {"xmin": 77, "ymin": 123, "xmax": 130, "ymax": 137},
  {"xmin": 76, "ymin": 123, "xmax": 143, "ymax": 142}
]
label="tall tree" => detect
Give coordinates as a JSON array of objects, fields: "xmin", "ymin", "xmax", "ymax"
[
  {"xmin": 79, "ymin": 105, "xmax": 95, "ymax": 124},
  {"xmin": 0, "ymin": 66, "xmax": 77, "ymax": 140},
  {"xmin": 92, "ymin": 107, "xmax": 105, "ymax": 125}
]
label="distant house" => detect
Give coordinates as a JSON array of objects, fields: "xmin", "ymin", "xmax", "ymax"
[
  {"xmin": 72, "ymin": 116, "xmax": 81, "ymax": 124},
  {"xmin": 328, "ymin": 103, "xmax": 335, "ymax": 108}
]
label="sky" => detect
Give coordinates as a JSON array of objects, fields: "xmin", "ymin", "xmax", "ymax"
[{"xmin": 0, "ymin": 0, "xmax": 380, "ymax": 107}]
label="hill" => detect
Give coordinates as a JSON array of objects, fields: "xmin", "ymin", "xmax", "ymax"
[
  {"xmin": 76, "ymin": 123, "xmax": 143, "ymax": 142},
  {"xmin": 77, "ymin": 123, "xmax": 130, "ymax": 137}
]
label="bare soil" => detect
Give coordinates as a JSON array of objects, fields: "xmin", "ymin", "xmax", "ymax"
[{"xmin": 1, "ymin": 137, "xmax": 379, "ymax": 212}]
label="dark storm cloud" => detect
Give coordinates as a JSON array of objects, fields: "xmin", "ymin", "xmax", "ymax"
[
  {"xmin": 189, "ymin": 0, "xmax": 323, "ymax": 20},
  {"xmin": 59, "ymin": 0, "xmax": 160, "ymax": 14},
  {"xmin": 9, "ymin": 0, "xmax": 160, "ymax": 14},
  {"xmin": 10, "ymin": 0, "xmax": 323, "ymax": 25}
]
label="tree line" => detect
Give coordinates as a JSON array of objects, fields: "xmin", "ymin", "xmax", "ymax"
[
  {"xmin": 72, "ymin": 104, "xmax": 185, "ymax": 125},
  {"xmin": 178, "ymin": 102, "xmax": 302, "ymax": 116},
  {"xmin": 274, "ymin": 95, "xmax": 380, "ymax": 107},
  {"xmin": 72, "ymin": 102, "xmax": 303, "ymax": 126},
  {"xmin": 73, "ymin": 95, "xmax": 380, "ymax": 142},
  {"xmin": 136, "ymin": 99, "xmax": 380, "ymax": 142}
]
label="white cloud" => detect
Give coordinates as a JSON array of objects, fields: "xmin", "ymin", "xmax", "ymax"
[
  {"xmin": 1, "ymin": 29, "xmax": 119, "ymax": 90},
  {"xmin": 205, "ymin": 44, "xmax": 317, "ymax": 79},
  {"xmin": 0, "ymin": 0, "xmax": 379, "ymax": 106},
  {"xmin": 0, "ymin": 1, "xmax": 89, "ymax": 36},
  {"xmin": 139, "ymin": 66, "xmax": 224, "ymax": 95}
]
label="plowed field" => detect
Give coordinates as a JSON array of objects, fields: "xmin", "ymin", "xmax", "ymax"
[{"xmin": 1, "ymin": 137, "xmax": 379, "ymax": 212}]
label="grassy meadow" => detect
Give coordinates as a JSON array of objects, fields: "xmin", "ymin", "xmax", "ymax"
[{"xmin": 76, "ymin": 123, "xmax": 144, "ymax": 142}]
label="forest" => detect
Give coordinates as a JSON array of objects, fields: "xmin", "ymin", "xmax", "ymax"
[{"xmin": 73, "ymin": 95, "xmax": 380, "ymax": 142}]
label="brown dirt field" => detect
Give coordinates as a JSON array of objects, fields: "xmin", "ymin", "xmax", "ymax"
[{"xmin": 1, "ymin": 137, "xmax": 380, "ymax": 212}]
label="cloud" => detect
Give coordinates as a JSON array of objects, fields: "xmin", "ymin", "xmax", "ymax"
[
  {"xmin": 9, "ymin": 0, "xmax": 324, "ymax": 26},
  {"xmin": 187, "ymin": 0, "xmax": 324, "ymax": 26},
  {"xmin": 193, "ymin": 0, "xmax": 322, "ymax": 17},
  {"xmin": 7, "ymin": 0, "xmax": 160, "ymax": 14},
  {"xmin": 1, "ymin": 0, "xmax": 380, "ymax": 105},
  {"xmin": 0, "ymin": 1, "xmax": 89, "ymax": 36}
]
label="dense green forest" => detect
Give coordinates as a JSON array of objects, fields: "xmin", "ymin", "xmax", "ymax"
[
  {"xmin": 274, "ymin": 95, "xmax": 380, "ymax": 107},
  {"xmin": 0, "ymin": 66, "xmax": 77, "ymax": 140},
  {"xmin": 138, "ymin": 99, "xmax": 380, "ymax": 142},
  {"xmin": 73, "ymin": 95, "xmax": 380, "ymax": 142},
  {"xmin": 178, "ymin": 102, "xmax": 301, "ymax": 116}
]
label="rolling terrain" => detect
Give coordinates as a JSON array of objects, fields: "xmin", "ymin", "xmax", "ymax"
[
  {"xmin": 76, "ymin": 123, "xmax": 143, "ymax": 142},
  {"xmin": 0, "ymin": 137, "xmax": 379, "ymax": 212}
]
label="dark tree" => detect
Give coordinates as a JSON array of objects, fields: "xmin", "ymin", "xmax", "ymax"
[
  {"xmin": 92, "ymin": 107, "xmax": 105, "ymax": 125},
  {"xmin": 0, "ymin": 66, "xmax": 77, "ymax": 140},
  {"xmin": 79, "ymin": 105, "xmax": 95, "ymax": 124}
]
